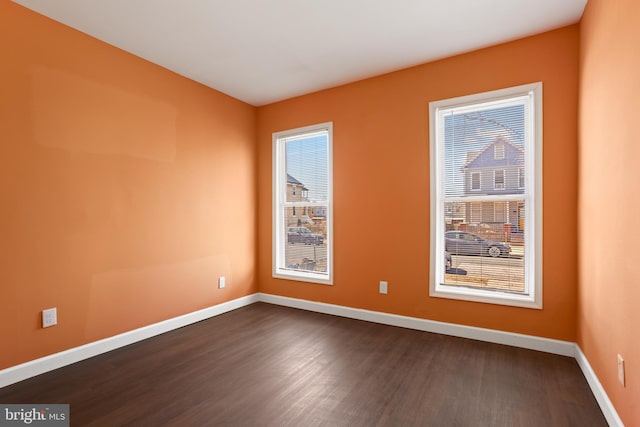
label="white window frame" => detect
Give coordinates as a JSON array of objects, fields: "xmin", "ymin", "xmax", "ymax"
[
  {"xmin": 494, "ymin": 169, "xmax": 506, "ymax": 190},
  {"xmin": 429, "ymin": 83, "xmax": 542, "ymax": 309},
  {"xmin": 273, "ymin": 122, "xmax": 333, "ymax": 285},
  {"xmin": 470, "ymin": 172, "xmax": 481, "ymax": 191},
  {"xmin": 494, "ymin": 144, "xmax": 505, "ymax": 160}
]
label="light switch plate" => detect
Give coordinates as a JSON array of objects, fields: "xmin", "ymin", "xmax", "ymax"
[
  {"xmin": 42, "ymin": 308, "xmax": 57, "ymax": 328},
  {"xmin": 379, "ymin": 281, "xmax": 388, "ymax": 294}
]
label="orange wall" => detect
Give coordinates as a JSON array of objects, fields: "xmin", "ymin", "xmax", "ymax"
[
  {"xmin": 579, "ymin": 0, "xmax": 640, "ymax": 424},
  {"xmin": 0, "ymin": 2, "xmax": 257, "ymax": 369},
  {"xmin": 257, "ymin": 26, "xmax": 579, "ymax": 341}
]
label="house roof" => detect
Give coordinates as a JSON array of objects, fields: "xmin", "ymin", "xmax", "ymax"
[
  {"xmin": 462, "ymin": 136, "xmax": 524, "ymax": 170},
  {"xmin": 287, "ymin": 174, "xmax": 308, "ymax": 190}
]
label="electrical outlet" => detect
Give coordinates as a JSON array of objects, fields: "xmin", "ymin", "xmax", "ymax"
[
  {"xmin": 218, "ymin": 276, "xmax": 226, "ymax": 289},
  {"xmin": 379, "ymin": 281, "xmax": 388, "ymax": 294},
  {"xmin": 618, "ymin": 354, "xmax": 625, "ymax": 386},
  {"xmin": 42, "ymin": 308, "xmax": 57, "ymax": 328}
]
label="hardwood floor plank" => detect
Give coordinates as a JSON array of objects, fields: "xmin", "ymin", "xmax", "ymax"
[{"xmin": 0, "ymin": 303, "xmax": 606, "ymax": 426}]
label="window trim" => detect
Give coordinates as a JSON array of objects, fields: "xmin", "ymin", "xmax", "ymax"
[
  {"xmin": 470, "ymin": 171, "xmax": 481, "ymax": 191},
  {"xmin": 272, "ymin": 122, "xmax": 333, "ymax": 285},
  {"xmin": 494, "ymin": 201, "xmax": 506, "ymax": 223},
  {"xmin": 494, "ymin": 169, "xmax": 506, "ymax": 190},
  {"xmin": 429, "ymin": 83, "xmax": 542, "ymax": 309}
]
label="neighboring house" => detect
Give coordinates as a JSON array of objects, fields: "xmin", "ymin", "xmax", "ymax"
[
  {"xmin": 309, "ymin": 206, "xmax": 327, "ymax": 219},
  {"xmin": 287, "ymin": 174, "xmax": 308, "ymax": 202},
  {"xmin": 286, "ymin": 174, "xmax": 326, "ymax": 227},
  {"xmin": 445, "ymin": 202, "xmax": 466, "ymax": 226},
  {"xmin": 461, "ymin": 136, "xmax": 525, "ymax": 230},
  {"xmin": 286, "ymin": 174, "xmax": 308, "ymax": 226},
  {"xmin": 287, "ymin": 174, "xmax": 327, "ymax": 218},
  {"xmin": 286, "ymin": 174, "xmax": 328, "ymax": 234}
]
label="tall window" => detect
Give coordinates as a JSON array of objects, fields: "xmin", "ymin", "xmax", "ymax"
[
  {"xmin": 470, "ymin": 172, "xmax": 481, "ymax": 191},
  {"xmin": 494, "ymin": 170, "xmax": 505, "ymax": 189},
  {"xmin": 429, "ymin": 83, "xmax": 542, "ymax": 308},
  {"xmin": 273, "ymin": 122, "xmax": 333, "ymax": 284}
]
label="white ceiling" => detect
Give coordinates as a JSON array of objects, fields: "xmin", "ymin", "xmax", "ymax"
[{"xmin": 13, "ymin": 0, "xmax": 587, "ymax": 106}]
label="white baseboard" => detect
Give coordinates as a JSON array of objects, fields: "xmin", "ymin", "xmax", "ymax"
[
  {"xmin": 258, "ymin": 293, "xmax": 575, "ymax": 356},
  {"xmin": 0, "ymin": 292, "xmax": 624, "ymax": 426},
  {"xmin": 575, "ymin": 346, "xmax": 624, "ymax": 427},
  {"xmin": 0, "ymin": 294, "xmax": 259, "ymax": 388}
]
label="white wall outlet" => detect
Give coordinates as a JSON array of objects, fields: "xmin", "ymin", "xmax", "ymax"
[
  {"xmin": 379, "ymin": 281, "xmax": 388, "ymax": 294},
  {"xmin": 42, "ymin": 308, "xmax": 57, "ymax": 328},
  {"xmin": 617, "ymin": 354, "xmax": 625, "ymax": 386},
  {"xmin": 218, "ymin": 276, "xmax": 226, "ymax": 289}
]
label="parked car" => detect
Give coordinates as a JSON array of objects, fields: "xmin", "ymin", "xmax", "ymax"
[
  {"xmin": 444, "ymin": 231, "xmax": 511, "ymax": 258},
  {"xmin": 287, "ymin": 227, "xmax": 324, "ymax": 245}
]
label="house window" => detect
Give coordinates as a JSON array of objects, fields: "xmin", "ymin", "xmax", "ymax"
[
  {"xmin": 273, "ymin": 122, "xmax": 333, "ymax": 285},
  {"xmin": 470, "ymin": 202, "xmax": 482, "ymax": 224},
  {"xmin": 470, "ymin": 172, "xmax": 481, "ymax": 191},
  {"xmin": 494, "ymin": 170, "xmax": 505, "ymax": 189},
  {"xmin": 494, "ymin": 201, "xmax": 506, "ymax": 223},
  {"xmin": 429, "ymin": 83, "xmax": 542, "ymax": 309}
]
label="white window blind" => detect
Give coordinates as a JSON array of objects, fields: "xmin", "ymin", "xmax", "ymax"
[{"xmin": 430, "ymin": 83, "xmax": 542, "ymax": 308}]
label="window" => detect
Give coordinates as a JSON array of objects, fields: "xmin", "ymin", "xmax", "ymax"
[
  {"xmin": 494, "ymin": 169, "xmax": 505, "ymax": 189},
  {"xmin": 430, "ymin": 83, "xmax": 542, "ymax": 308},
  {"xmin": 494, "ymin": 201, "xmax": 506, "ymax": 223},
  {"xmin": 470, "ymin": 172, "xmax": 481, "ymax": 191},
  {"xmin": 470, "ymin": 202, "xmax": 482, "ymax": 224},
  {"xmin": 273, "ymin": 122, "xmax": 333, "ymax": 284}
]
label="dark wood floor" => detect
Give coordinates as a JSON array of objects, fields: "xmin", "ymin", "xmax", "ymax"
[{"xmin": 1, "ymin": 303, "xmax": 606, "ymax": 426}]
